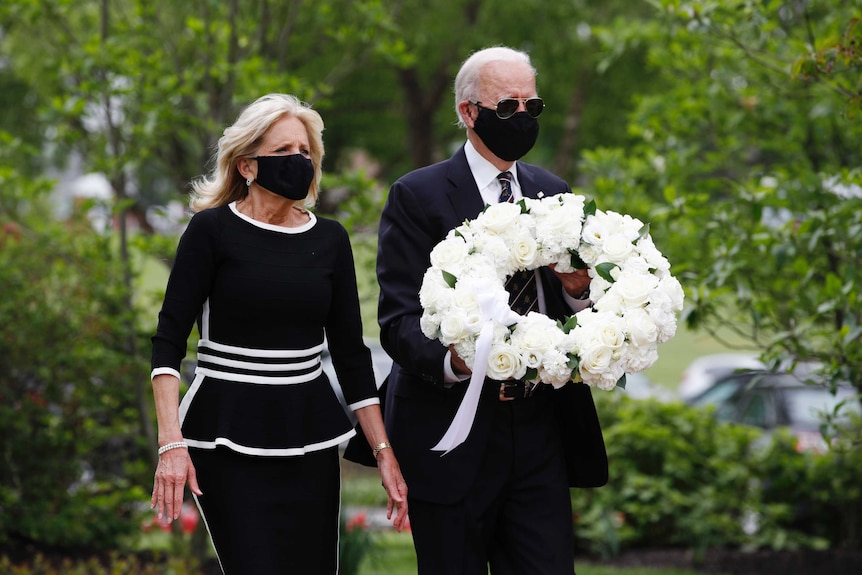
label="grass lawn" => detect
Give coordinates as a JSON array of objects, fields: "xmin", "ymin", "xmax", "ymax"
[{"xmin": 359, "ymin": 532, "xmax": 706, "ymax": 575}]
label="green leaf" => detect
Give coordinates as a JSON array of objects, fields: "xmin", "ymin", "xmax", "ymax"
[
  {"xmin": 570, "ymin": 250, "xmax": 587, "ymax": 270},
  {"xmin": 442, "ymin": 270, "xmax": 457, "ymax": 288},
  {"xmin": 525, "ymin": 367, "xmax": 538, "ymax": 382},
  {"xmin": 517, "ymin": 198, "xmax": 529, "ymax": 213},
  {"xmin": 559, "ymin": 315, "xmax": 579, "ymax": 334},
  {"xmin": 617, "ymin": 373, "xmax": 627, "ymax": 390},
  {"xmin": 595, "ymin": 262, "xmax": 619, "ymax": 283},
  {"xmin": 584, "ymin": 199, "xmax": 597, "ymax": 217},
  {"xmin": 638, "ymin": 222, "xmax": 651, "ymax": 240}
]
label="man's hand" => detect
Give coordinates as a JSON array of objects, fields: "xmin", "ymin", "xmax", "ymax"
[
  {"xmin": 550, "ymin": 265, "xmax": 591, "ymax": 299},
  {"xmin": 449, "ymin": 345, "xmax": 472, "ymax": 377}
]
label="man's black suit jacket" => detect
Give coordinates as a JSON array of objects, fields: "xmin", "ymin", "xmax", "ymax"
[{"xmin": 346, "ymin": 146, "xmax": 607, "ymax": 504}]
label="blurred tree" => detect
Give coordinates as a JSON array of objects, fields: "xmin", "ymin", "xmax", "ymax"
[
  {"xmin": 324, "ymin": 0, "xmax": 660, "ymax": 184},
  {"xmin": 576, "ymin": 0, "xmax": 862, "ymax": 393},
  {"xmin": 0, "ymin": 0, "xmax": 401, "ymax": 460}
]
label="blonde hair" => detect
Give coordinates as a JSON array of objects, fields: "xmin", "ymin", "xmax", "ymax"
[
  {"xmin": 453, "ymin": 46, "xmax": 535, "ymax": 129},
  {"xmin": 189, "ymin": 94, "xmax": 325, "ymax": 212}
]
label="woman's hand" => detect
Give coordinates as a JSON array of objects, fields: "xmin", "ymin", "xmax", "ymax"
[
  {"xmin": 151, "ymin": 446, "xmax": 203, "ymax": 523},
  {"xmin": 376, "ymin": 449, "xmax": 409, "ymax": 532}
]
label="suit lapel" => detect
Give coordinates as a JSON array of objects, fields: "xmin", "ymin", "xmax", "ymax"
[
  {"xmin": 446, "ymin": 146, "xmax": 486, "ymax": 221},
  {"xmin": 516, "ymin": 164, "xmax": 542, "ymax": 200}
]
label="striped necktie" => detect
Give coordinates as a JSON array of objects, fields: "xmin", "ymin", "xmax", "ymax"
[{"xmin": 498, "ymin": 172, "xmax": 538, "ymax": 315}]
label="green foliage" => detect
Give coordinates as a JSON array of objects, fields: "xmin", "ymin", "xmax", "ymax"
[
  {"xmin": 0, "ymin": 178, "xmax": 150, "ymax": 550},
  {"xmin": 576, "ymin": 0, "xmax": 862, "ymax": 392},
  {"xmin": 340, "ymin": 511, "xmax": 377, "ymax": 575},
  {"xmin": 748, "ymin": 416, "xmax": 862, "ymax": 550},
  {"xmin": 574, "ymin": 394, "xmax": 862, "ymax": 555},
  {"xmin": 0, "ymin": 0, "xmax": 400, "ymax": 209},
  {"xmin": 0, "ymin": 552, "xmax": 202, "ymax": 575},
  {"xmin": 574, "ymin": 395, "xmax": 762, "ymax": 555}
]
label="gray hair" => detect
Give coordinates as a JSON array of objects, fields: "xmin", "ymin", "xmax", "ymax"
[
  {"xmin": 453, "ymin": 46, "xmax": 536, "ymax": 128},
  {"xmin": 190, "ymin": 94, "xmax": 325, "ymax": 212}
]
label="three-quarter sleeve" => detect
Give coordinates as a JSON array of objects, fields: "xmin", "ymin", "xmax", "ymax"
[{"xmin": 151, "ymin": 209, "xmax": 221, "ymax": 379}]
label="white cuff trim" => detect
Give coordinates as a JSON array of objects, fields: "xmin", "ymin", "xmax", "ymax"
[
  {"xmin": 348, "ymin": 397, "xmax": 380, "ymax": 411},
  {"xmin": 151, "ymin": 367, "xmax": 182, "ymax": 381}
]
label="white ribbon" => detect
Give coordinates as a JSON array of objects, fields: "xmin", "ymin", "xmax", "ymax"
[{"xmin": 432, "ymin": 280, "xmax": 520, "ymax": 455}]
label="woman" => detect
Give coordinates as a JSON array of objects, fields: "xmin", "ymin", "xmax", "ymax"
[{"xmin": 149, "ymin": 93, "xmax": 407, "ymax": 575}]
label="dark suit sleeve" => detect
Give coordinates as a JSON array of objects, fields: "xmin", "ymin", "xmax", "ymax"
[{"xmin": 376, "ymin": 177, "xmax": 449, "ymax": 385}]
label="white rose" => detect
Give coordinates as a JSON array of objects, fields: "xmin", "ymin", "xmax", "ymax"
[
  {"xmin": 485, "ymin": 342, "xmax": 527, "ymax": 381},
  {"xmin": 439, "ymin": 314, "xmax": 469, "ymax": 344},
  {"xmin": 578, "ymin": 341, "xmax": 613, "ymax": 375},
  {"xmin": 429, "ymin": 236, "xmax": 469, "ymax": 271},
  {"xmin": 596, "ymin": 316, "xmax": 627, "ymax": 349},
  {"xmin": 478, "ymin": 201, "xmax": 522, "ymax": 234},
  {"xmin": 419, "ymin": 270, "xmax": 455, "ymax": 313},
  {"xmin": 510, "ymin": 232, "xmax": 539, "ymax": 269},
  {"xmin": 624, "ymin": 307, "xmax": 659, "ymax": 346},
  {"xmin": 601, "ymin": 234, "xmax": 634, "ymax": 264},
  {"xmin": 613, "ymin": 269, "xmax": 659, "ymax": 308},
  {"xmin": 452, "ymin": 283, "xmax": 479, "ymax": 312},
  {"xmin": 463, "ymin": 310, "xmax": 484, "ymax": 335}
]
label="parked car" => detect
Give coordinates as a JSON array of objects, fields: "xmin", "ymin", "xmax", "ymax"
[
  {"xmin": 686, "ymin": 369, "xmax": 860, "ymax": 452},
  {"xmin": 678, "ymin": 353, "xmax": 765, "ymax": 401}
]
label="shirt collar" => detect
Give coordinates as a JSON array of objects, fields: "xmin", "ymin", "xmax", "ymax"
[{"xmin": 464, "ymin": 140, "xmax": 520, "ymax": 193}]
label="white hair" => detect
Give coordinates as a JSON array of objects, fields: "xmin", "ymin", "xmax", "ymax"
[{"xmin": 453, "ymin": 46, "xmax": 536, "ymax": 128}]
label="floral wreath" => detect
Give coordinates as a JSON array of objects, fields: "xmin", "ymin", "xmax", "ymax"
[{"xmin": 419, "ymin": 193, "xmax": 684, "ymax": 452}]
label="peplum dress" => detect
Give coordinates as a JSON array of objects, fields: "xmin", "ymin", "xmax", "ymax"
[{"xmin": 150, "ymin": 201, "xmax": 378, "ymax": 575}]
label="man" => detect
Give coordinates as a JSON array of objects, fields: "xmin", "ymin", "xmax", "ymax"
[{"xmin": 375, "ymin": 46, "xmax": 607, "ymax": 574}]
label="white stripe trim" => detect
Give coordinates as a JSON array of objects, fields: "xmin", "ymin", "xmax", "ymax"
[
  {"xmin": 192, "ymin": 493, "xmax": 225, "ymax": 575},
  {"xmin": 229, "ymin": 201, "xmax": 317, "ymax": 234},
  {"xmin": 196, "ymin": 352, "xmax": 320, "ymax": 372},
  {"xmin": 179, "ymin": 373, "xmax": 205, "ymax": 423},
  {"xmin": 198, "ymin": 339, "xmax": 325, "ymax": 359},
  {"xmin": 185, "ymin": 429, "xmax": 356, "ymax": 456},
  {"xmin": 196, "ymin": 365, "xmax": 323, "ymax": 385},
  {"xmin": 348, "ymin": 397, "xmax": 380, "ymax": 411}
]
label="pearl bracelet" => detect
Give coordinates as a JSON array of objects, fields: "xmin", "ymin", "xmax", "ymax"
[
  {"xmin": 158, "ymin": 441, "xmax": 188, "ymax": 456},
  {"xmin": 372, "ymin": 441, "xmax": 392, "ymax": 458}
]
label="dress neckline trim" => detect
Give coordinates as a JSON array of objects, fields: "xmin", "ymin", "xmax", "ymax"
[{"xmin": 228, "ymin": 201, "xmax": 316, "ymax": 234}]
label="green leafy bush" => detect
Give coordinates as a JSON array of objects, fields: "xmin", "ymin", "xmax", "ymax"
[
  {"xmin": 573, "ymin": 394, "xmax": 862, "ymax": 556},
  {"xmin": 0, "ymin": 207, "xmax": 150, "ymax": 551},
  {"xmin": 573, "ymin": 395, "xmax": 761, "ymax": 556}
]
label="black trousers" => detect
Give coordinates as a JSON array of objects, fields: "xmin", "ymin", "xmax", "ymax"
[
  {"xmin": 191, "ymin": 446, "xmax": 341, "ymax": 575},
  {"xmin": 408, "ymin": 394, "xmax": 575, "ymax": 575}
]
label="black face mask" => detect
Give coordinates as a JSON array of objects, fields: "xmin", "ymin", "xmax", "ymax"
[
  {"xmin": 472, "ymin": 108, "xmax": 539, "ymax": 161},
  {"xmin": 252, "ymin": 154, "xmax": 315, "ymax": 201}
]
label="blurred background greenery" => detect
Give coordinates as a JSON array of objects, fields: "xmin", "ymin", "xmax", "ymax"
[{"xmin": 1, "ymin": 0, "xmax": 860, "ymax": 572}]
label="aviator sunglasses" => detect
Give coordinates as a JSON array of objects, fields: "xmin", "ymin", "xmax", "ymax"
[{"xmin": 470, "ymin": 97, "xmax": 545, "ymax": 119}]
